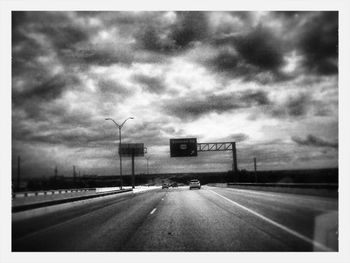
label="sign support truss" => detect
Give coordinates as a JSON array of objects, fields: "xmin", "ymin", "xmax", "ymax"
[{"xmin": 197, "ymin": 142, "xmax": 238, "ymax": 173}]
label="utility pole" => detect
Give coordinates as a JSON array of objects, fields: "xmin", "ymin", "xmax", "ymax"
[
  {"xmin": 17, "ymin": 156, "xmax": 20, "ymax": 191},
  {"xmin": 254, "ymin": 157, "xmax": 257, "ymax": 182}
]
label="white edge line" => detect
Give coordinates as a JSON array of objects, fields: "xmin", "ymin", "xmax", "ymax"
[
  {"xmin": 150, "ymin": 208, "xmax": 157, "ymax": 215},
  {"xmin": 208, "ymin": 189, "xmax": 333, "ymax": 252}
]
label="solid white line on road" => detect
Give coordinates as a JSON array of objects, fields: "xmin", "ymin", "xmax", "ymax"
[
  {"xmin": 150, "ymin": 208, "xmax": 157, "ymax": 214},
  {"xmin": 217, "ymin": 186, "xmax": 328, "ymax": 201},
  {"xmin": 208, "ymin": 189, "xmax": 333, "ymax": 252}
]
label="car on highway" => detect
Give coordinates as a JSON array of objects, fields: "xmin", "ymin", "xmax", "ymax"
[
  {"xmin": 189, "ymin": 179, "xmax": 201, "ymax": 190},
  {"xmin": 162, "ymin": 183, "xmax": 169, "ymax": 189}
]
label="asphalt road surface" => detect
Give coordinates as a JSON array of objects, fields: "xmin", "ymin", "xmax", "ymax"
[{"xmin": 12, "ymin": 186, "xmax": 338, "ymax": 252}]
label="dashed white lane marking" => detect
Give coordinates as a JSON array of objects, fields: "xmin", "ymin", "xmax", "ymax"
[
  {"xmin": 150, "ymin": 208, "xmax": 157, "ymax": 214},
  {"xmin": 209, "ymin": 189, "xmax": 333, "ymax": 252},
  {"xmin": 161, "ymin": 198, "xmax": 164, "ymax": 201}
]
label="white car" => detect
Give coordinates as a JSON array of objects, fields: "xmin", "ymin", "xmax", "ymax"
[{"xmin": 189, "ymin": 179, "xmax": 201, "ymax": 190}]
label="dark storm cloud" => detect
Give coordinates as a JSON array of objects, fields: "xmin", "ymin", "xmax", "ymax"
[
  {"xmin": 12, "ymin": 12, "xmax": 83, "ymax": 111},
  {"xmin": 12, "ymin": 12, "xmax": 51, "ymax": 76},
  {"xmin": 65, "ymin": 47, "xmax": 134, "ymax": 66},
  {"xmin": 292, "ymin": 134, "xmax": 338, "ymax": 149},
  {"xmin": 13, "ymin": 113, "xmax": 117, "ymax": 148},
  {"xmin": 208, "ymin": 51, "xmax": 239, "ymax": 72},
  {"xmin": 12, "ymin": 39, "xmax": 43, "ymax": 76},
  {"xmin": 135, "ymin": 11, "xmax": 208, "ymax": 53},
  {"xmin": 44, "ymin": 103, "xmax": 105, "ymax": 128},
  {"xmin": 171, "ymin": 12, "xmax": 208, "ymax": 49},
  {"xmin": 250, "ymin": 91, "xmax": 335, "ymax": 120},
  {"xmin": 270, "ymin": 93, "xmax": 311, "ymax": 118},
  {"xmin": 241, "ymin": 89, "xmax": 270, "ymax": 105},
  {"xmin": 208, "ymin": 26, "xmax": 287, "ymax": 83},
  {"xmin": 13, "ymin": 73, "xmax": 79, "ymax": 106},
  {"xmin": 12, "ymin": 11, "xmax": 137, "ymax": 71},
  {"xmin": 312, "ymin": 100, "xmax": 336, "ymax": 117},
  {"xmin": 13, "ymin": 11, "xmax": 339, "ymax": 80},
  {"xmin": 97, "ymin": 79, "xmax": 133, "ymax": 97},
  {"xmin": 13, "ymin": 11, "xmax": 89, "ymax": 53},
  {"xmin": 57, "ymin": 12, "xmax": 171, "ymax": 66},
  {"xmin": 136, "ymin": 25, "xmax": 176, "ymax": 53},
  {"xmin": 285, "ymin": 93, "xmax": 310, "ymax": 117},
  {"xmin": 27, "ymin": 75, "xmax": 69, "ymax": 100},
  {"xmin": 77, "ymin": 11, "xmax": 160, "ymax": 27},
  {"xmin": 63, "ymin": 44, "xmax": 136, "ymax": 68},
  {"xmin": 132, "ymin": 74, "xmax": 166, "ymax": 94},
  {"xmin": 272, "ymin": 11, "xmax": 304, "ymax": 18},
  {"xmin": 229, "ymin": 11, "xmax": 254, "ymax": 24},
  {"xmin": 40, "ymin": 23, "xmax": 89, "ymax": 51},
  {"xmin": 203, "ymin": 11, "xmax": 338, "ymax": 82},
  {"xmin": 12, "ymin": 99, "xmax": 106, "ymax": 151},
  {"xmin": 12, "ymin": 11, "xmax": 33, "ymax": 44},
  {"xmin": 14, "ymin": 129, "xmax": 115, "ymax": 148},
  {"xmin": 163, "ymin": 90, "xmax": 270, "ymax": 120},
  {"xmin": 298, "ymin": 12, "xmax": 338, "ymax": 75},
  {"xmin": 12, "ymin": 11, "xmax": 26, "ymax": 29},
  {"xmin": 211, "ymin": 12, "xmax": 259, "ymax": 41},
  {"xmin": 234, "ymin": 26, "xmax": 284, "ymax": 71}
]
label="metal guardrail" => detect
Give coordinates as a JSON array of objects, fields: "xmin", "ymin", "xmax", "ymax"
[
  {"xmin": 12, "ymin": 188, "xmax": 96, "ymax": 198},
  {"xmin": 227, "ymin": 183, "xmax": 338, "ymax": 189}
]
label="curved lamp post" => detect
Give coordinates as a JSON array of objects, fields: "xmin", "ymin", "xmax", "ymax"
[{"xmin": 105, "ymin": 117, "xmax": 134, "ymax": 189}]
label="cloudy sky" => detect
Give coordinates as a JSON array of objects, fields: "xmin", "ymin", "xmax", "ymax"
[{"xmin": 12, "ymin": 11, "xmax": 338, "ymax": 178}]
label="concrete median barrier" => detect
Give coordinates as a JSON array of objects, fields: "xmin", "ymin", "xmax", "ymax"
[
  {"xmin": 12, "ymin": 188, "xmax": 96, "ymax": 198},
  {"xmin": 12, "ymin": 186, "xmax": 162, "ymax": 222},
  {"xmin": 12, "ymin": 189, "xmax": 132, "ymax": 213},
  {"xmin": 12, "ymin": 189, "xmax": 133, "ymax": 222}
]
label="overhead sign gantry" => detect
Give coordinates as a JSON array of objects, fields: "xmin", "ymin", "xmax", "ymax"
[{"xmin": 169, "ymin": 138, "xmax": 238, "ymax": 173}]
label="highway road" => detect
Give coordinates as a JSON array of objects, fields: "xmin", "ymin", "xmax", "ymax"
[{"xmin": 12, "ymin": 186, "xmax": 338, "ymax": 252}]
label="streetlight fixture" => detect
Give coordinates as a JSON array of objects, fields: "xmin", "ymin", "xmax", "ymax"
[{"xmin": 105, "ymin": 117, "xmax": 134, "ymax": 190}]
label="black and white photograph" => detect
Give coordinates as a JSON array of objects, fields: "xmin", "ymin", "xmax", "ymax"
[{"xmin": 1, "ymin": 0, "xmax": 350, "ymax": 262}]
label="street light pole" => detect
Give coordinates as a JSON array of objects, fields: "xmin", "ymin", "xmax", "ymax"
[
  {"xmin": 105, "ymin": 117, "xmax": 134, "ymax": 190},
  {"xmin": 118, "ymin": 125, "xmax": 122, "ymax": 188}
]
